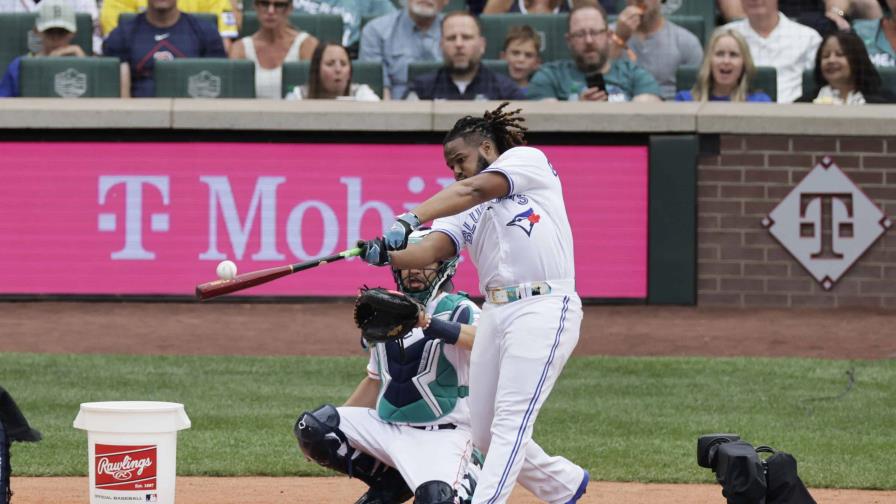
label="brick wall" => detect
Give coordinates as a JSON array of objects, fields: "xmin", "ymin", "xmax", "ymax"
[{"xmin": 698, "ymin": 135, "xmax": 896, "ymax": 308}]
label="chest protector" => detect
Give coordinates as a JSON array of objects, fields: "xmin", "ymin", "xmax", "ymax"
[{"xmin": 373, "ymin": 296, "xmax": 470, "ymax": 424}]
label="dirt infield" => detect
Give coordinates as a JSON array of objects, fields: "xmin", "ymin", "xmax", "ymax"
[{"xmin": 3, "ymin": 301, "xmax": 896, "ymax": 503}]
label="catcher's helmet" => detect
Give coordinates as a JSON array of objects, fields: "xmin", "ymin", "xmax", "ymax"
[{"xmin": 391, "ymin": 228, "xmax": 459, "ymax": 305}]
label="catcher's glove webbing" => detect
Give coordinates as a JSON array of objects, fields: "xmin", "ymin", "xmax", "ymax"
[{"xmin": 354, "ymin": 287, "xmax": 423, "ymax": 344}]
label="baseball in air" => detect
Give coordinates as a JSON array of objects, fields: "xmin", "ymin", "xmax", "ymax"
[{"xmin": 216, "ymin": 260, "xmax": 237, "ymax": 280}]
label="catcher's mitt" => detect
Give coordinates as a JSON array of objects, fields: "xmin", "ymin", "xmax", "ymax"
[{"xmin": 353, "ymin": 287, "xmax": 423, "ymax": 344}]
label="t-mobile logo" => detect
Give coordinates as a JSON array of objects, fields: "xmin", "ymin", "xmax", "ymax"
[
  {"xmin": 97, "ymin": 176, "xmax": 170, "ymax": 260},
  {"xmin": 763, "ymin": 157, "xmax": 891, "ymax": 290}
]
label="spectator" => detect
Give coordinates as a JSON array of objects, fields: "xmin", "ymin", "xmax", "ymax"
[
  {"xmin": 104, "ymin": 0, "xmax": 227, "ymax": 97},
  {"xmin": 718, "ymin": 0, "xmax": 882, "ymax": 34},
  {"xmin": 853, "ymin": 0, "xmax": 896, "ymax": 67},
  {"xmin": 675, "ymin": 28, "xmax": 772, "ymax": 102},
  {"xmin": 359, "ymin": 0, "xmax": 447, "ymax": 100},
  {"xmin": 500, "ymin": 24, "xmax": 542, "ymax": 90},
  {"xmin": 285, "ymin": 42, "xmax": 380, "ymax": 99},
  {"xmin": 101, "ymin": 0, "xmax": 238, "ymax": 48},
  {"xmin": 0, "ymin": 0, "xmax": 101, "ymax": 54},
  {"xmin": 482, "ymin": 0, "xmax": 611, "ymax": 16},
  {"xmin": 406, "ymin": 12, "xmax": 526, "ymax": 100},
  {"xmin": 1, "ymin": 0, "xmax": 88, "ymax": 97},
  {"xmin": 292, "ymin": 0, "xmax": 395, "ymax": 51},
  {"xmin": 229, "ymin": 0, "xmax": 318, "ymax": 99},
  {"xmin": 797, "ymin": 30, "xmax": 896, "ymax": 103},
  {"xmin": 723, "ymin": 0, "xmax": 822, "ymax": 103},
  {"xmin": 527, "ymin": 5, "xmax": 661, "ymax": 101},
  {"xmin": 611, "ymin": 0, "xmax": 703, "ymax": 100}
]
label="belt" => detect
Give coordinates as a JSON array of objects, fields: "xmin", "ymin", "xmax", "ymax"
[
  {"xmin": 411, "ymin": 423, "xmax": 457, "ymax": 431},
  {"xmin": 485, "ymin": 280, "xmax": 575, "ymax": 304}
]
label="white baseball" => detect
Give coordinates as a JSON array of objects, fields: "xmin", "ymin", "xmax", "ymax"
[{"xmin": 216, "ymin": 260, "xmax": 237, "ymax": 280}]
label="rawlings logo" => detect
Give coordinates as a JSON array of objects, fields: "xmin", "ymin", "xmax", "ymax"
[
  {"xmin": 95, "ymin": 445, "xmax": 157, "ymax": 490},
  {"xmin": 97, "ymin": 455, "xmax": 153, "ymax": 480}
]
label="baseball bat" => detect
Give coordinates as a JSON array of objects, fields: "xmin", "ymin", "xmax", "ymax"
[{"xmin": 195, "ymin": 247, "xmax": 363, "ymax": 300}]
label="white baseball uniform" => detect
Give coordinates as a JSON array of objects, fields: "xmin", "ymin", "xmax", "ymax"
[
  {"xmin": 337, "ymin": 291, "xmax": 482, "ymax": 497},
  {"xmin": 433, "ymin": 146, "xmax": 587, "ymax": 504}
]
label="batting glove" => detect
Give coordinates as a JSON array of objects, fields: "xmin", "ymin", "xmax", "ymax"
[
  {"xmin": 357, "ymin": 238, "xmax": 389, "ymax": 266},
  {"xmin": 385, "ymin": 213, "xmax": 421, "ymax": 250}
]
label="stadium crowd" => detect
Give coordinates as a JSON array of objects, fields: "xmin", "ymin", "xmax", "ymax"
[{"xmin": 1, "ymin": 0, "xmax": 894, "ymax": 103}]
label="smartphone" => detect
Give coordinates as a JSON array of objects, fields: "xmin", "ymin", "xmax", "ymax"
[{"xmin": 585, "ymin": 72, "xmax": 606, "ymax": 92}]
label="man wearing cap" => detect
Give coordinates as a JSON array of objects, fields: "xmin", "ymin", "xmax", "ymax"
[
  {"xmin": 0, "ymin": 0, "xmax": 87, "ymax": 97},
  {"xmin": 103, "ymin": 0, "xmax": 226, "ymax": 97}
]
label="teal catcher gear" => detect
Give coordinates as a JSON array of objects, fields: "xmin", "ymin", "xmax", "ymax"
[{"xmin": 391, "ymin": 229, "xmax": 459, "ymax": 305}]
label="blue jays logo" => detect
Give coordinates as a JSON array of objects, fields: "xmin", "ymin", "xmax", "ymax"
[{"xmin": 506, "ymin": 208, "xmax": 541, "ymax": 237}]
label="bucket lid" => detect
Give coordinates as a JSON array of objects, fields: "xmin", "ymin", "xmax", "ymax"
[{"xmin": 73, "ymin": 401, "xmax": 191, "ymax": 433}]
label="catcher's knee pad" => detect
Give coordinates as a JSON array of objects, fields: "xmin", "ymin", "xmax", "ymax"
[
  {"xmin": 413, "ymin": 481, "xmax": 455, "ymax": 504},
  {"xmin": 294, "ymin": 404, "xmax": 350, "ymax": 472}
]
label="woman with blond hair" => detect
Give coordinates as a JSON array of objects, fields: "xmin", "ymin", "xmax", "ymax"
[
  {"xmin": 675, "ymin": 28, "xmax": 772, "ymax": 102},
  {"xmin": 229, "ymin": 0, "xmax": 318, "ymax": 99}
]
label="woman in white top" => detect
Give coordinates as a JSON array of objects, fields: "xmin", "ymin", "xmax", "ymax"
[
  {"xmin": 228, "ymin": 0, "xmax": 318, "ymax": 99},
  {"xmin": 286, "ymin": 43, "xmax": 380, "ymax": 100}
]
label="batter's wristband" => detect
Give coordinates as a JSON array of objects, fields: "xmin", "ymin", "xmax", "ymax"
[{"xmin": 423, "ymin": 317, "xmax": 461, "ymax": 345}]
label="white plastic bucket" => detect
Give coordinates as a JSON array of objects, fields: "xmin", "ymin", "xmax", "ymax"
[{"xmin": 73, "ymin": 401, "xmax": 191, "ymax": 504}]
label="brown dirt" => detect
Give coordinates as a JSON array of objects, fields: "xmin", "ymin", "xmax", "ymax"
[{"xmin": 3, "ymin": 301, "xmax": 895, "ymax": 503}]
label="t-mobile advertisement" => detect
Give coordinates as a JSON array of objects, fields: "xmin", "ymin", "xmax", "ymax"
[{"xmin": 0, "ymin": 142, "xmax": 647, "ymax": 298}]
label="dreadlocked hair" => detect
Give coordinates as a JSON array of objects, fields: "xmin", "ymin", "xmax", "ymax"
[{"xmin": 443, "ymin": 102, "xmax": 528, "ymax": 154}]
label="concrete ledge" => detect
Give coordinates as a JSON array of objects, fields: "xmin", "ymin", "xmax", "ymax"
[
  {"xmin": 170, "ymin": 99, "xmax": 433, "ymax": 131},
  {"xmin": 431, "ymin": 100, "xmax": 698, "ymax": 132},
  {"xmin": 696, "ymin": 102, "xmax": 896, "ymax": 136},
  {"xmin": 2, "ymin": 99, "xmax": 896, "ymax": 136},
  {"xmin": 0, "ymin": 98, "xmax": 172, "ymax": 129}
]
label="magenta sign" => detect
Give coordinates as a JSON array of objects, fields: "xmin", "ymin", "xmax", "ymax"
[{"xmin": 0, "ymin": 142, "xmax": 647, "ymax": 298}]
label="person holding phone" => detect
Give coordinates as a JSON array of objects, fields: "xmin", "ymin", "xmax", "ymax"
[{"xmin": 527, "ymin": 4, "xmax": 661, "ymax": 101}]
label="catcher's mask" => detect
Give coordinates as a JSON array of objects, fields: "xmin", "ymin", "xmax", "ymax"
[{"xmin": 391, "ymin": 228, "xmax": 459, "ymax": 305}]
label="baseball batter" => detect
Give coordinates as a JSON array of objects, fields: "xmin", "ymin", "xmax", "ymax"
[
  {"xmin": 359, "ymin": 103, "xmax": 588, "ymax": 504},
  {"xmin": 294, "ymin": 229, "xmax": 484, "ymax": 503}
]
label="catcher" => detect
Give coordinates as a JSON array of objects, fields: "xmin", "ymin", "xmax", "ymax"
[{"xmin": 294, "ymin": 229, "xmax": 482, "ymax": 504}]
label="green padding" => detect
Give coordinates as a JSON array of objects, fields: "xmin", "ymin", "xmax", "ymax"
[
  {"xmin": 407, "ymin": 59, "xmax": 508, "ymax": 83},
  {"xmin": 240, "ymin": 12, "xmax": 343, "ymax": 42},
  {"xmin": 281, "ymin": 60, "xmax": 383, "ymax": 98},
  {"xmin": 648, "ymin": 135, "xmax": 697, "ymax": 305},
  {"xmin": 119, "ymin": 12, "xmax": 217, "ymax": 30},
  {"xmin": 480, "ymin": 13, "xmax": 570, "ymax": 61},
  {"xmin": 154, "ymin": 58, "xmax": 255, "ymax": 97},
  {"xmin": 676, "ymin": 65, "xmax": 778, "ymax": 101},
  {"xmin": 0, "ymin": 12, "xmax": 93, "ymax": 72},
  {"xmin": 19, "ymin": 57, "xmax": 120, "ymax": 97}
]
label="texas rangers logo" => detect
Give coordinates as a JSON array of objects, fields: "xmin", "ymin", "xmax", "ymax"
[{"xmin": 506, "ymin": 208, "xmax": 541, "ymax": 237}]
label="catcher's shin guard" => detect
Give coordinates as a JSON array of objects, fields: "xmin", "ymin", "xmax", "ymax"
[
  {"xmin": 413, "ymin": 481, "xmax": 455, "ymax": 504},
  {"xmin": 294, "ymin": 405, "xmax": 412, "ymax": 502}
]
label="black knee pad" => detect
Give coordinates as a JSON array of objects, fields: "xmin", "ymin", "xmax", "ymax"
[
  {"xmin": 294, "ymin": 404, "xmax": 347, "ymax": 470},
  {"xmin": 414, "ymin": 480, "xmax": 455, "ymax": 504}
]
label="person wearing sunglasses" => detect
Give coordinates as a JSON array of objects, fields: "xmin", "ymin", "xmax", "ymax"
[{"xmin": 229, "ymin": 0, "xmax": 318, "ymax": 98}]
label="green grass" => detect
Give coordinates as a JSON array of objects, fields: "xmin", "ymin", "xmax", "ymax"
[{"xmin": 1, "ymin": 353, "xmax": 893, "ymax": 489}]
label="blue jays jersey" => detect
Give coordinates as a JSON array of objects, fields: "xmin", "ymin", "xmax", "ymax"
[
  {"xmin": 366, "ymin": 292, "xmax": 479, "ymax": 427},
  {"xmin": 433, "ymin": 147, "xmax": 576, "ymax": 293}
]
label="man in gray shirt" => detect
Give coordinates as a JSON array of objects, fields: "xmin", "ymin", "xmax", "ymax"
[
  {"xmin": 359, "ymin": 0, "xmax": 448, "ymax": 99},
  {"xmin": 611, "ymin": 0, "xmax": 703, "ymax": 100}
]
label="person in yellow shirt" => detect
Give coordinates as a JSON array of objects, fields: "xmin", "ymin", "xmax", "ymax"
[{"xmin": 100, "ymin": 0, "xmax": 238, "ymax": 44}]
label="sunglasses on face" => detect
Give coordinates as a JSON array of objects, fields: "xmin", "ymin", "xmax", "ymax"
[{"xmin": 255, "ymin": 0, "xmax": 290, "ymax": 11}]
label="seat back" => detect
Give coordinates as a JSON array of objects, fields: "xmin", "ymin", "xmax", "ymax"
[
  {"xmin": 154, "ymin": 58, "xmax": 256, "ymax": 97},
  {"xmin": 676, "ymin": 65, "xmax": 777, "ymax": 101},
  {"xmin": 479, "ymin": 13, "xmax": 569, "ymax": 61},
  {"xmin": 240, "ymin": 12, "xmax": 343, "ymax": 42},
  {"xmin": 281, "ymin": 60, "xmax": 384, "ymax": 98},
  {"xmin": 19, "ymin": 56, "xmax": 120, "ymax": 97}
]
